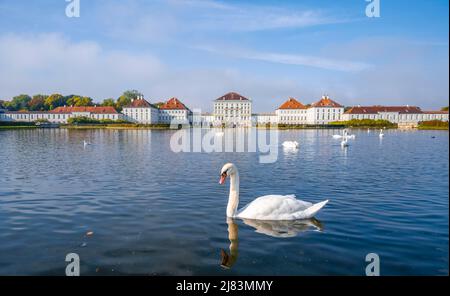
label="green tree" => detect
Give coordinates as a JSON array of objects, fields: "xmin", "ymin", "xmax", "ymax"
[
  {"xmin": 116, "ymin": 90, "xmax": 143, "ymax": 111},
  {"xmin": 441, "ymin": 106, "xmax": 449, "ymax": 111},
  {"xmin": 101, "ymin": 98, "xmax": 116, "ymax": 107},
  {"xmin": 0, "ymin": 100, "xmax": 5, "ymax": 109},
  {"xmin": 8, "ymin": 94, "xmax": 31, "ymax": 111},
  {"xmin": 66, "ymin": 96, "xmax": 93, "ymax": 107},
  {"xmin": 44, "ymin": 94, "xmax": 66, "ymax": 110},
  {"xmin": 28, "ymin": 94, "xmax": 48, "ymax": 111},
  {"xmin": 153, "ymin": 102, "xmax": 164, "ymax": 108}
]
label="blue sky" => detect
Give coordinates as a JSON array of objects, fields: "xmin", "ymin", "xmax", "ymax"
[{"xmin": 0, "ymin": 0, "xmax": 448, "ymax": 111}]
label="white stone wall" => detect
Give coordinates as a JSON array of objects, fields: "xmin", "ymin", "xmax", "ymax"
[
  {"xmin": 158, "ymin": 109, "xmax": 190, "ymax": 124},
  {"xmin": 254, "ymin": 114, "xmax": 278, "ymax": 124},
  {"xmin": 340, "ymin": 112, "xmax": 449, "ymax": 124},
  {"xmin": 306, "ymin": 107, "xmax": 344, "ymax": 124},
  {"xmin": 122, "ymin": 107, "xmax": 158, "ymax": 124},
  {"xmin": 0, "ymin": 112, "xmax": 120, "ymax": 123},
  {"xmin": 275, "ymin": 109, "xmax": 307, "ymax": 124}
]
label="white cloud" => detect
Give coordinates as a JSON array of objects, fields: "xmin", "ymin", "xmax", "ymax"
[
  {"xmin": 193, "ymin": 45, "xmax": 372, "ymax": 72},
  {"xmin": 0, "ymin": 33, "xmax": 164, "ymax": 100},
  {"xmin": 0, "ymin": 33, "xmax": 311, "ymax": 111},
  {"xmin": 94, "ymin": 0, "xmax": 345, "ymax": 45},
  {"xmin": 0, "ymin": 33, "xmax": 448, "ymax": 111}
]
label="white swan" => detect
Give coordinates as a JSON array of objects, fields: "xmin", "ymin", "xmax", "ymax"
[
  {"xmin": 282, "ymin": 141, "xmax": 299, "ymax": 148},
  {"xmin": 333, "ymin": 129, "xmax": 355, "ymax": 139},
  {"xmin": 379, "ymin": 129, "xmax": 384, "ymax": 138},
  {"xmin": 332, "ymin": 129, "xmax": 345, "ymax": 139},
  {"xmin": 341, "ymin": 136, "xmax": 349, "ymax": 148},
  {"xmin": 219, "ymin": 163, "xmax": 328, "ymax": 220},
  {"xmin": 83, "ymin": 140, "xmax": 91, "ymax": 147}
]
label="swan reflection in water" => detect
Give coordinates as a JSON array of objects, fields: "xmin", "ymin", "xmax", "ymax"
[{"xmin": 220, "ymin": 217, "xmax": 324, "ymax": 269}]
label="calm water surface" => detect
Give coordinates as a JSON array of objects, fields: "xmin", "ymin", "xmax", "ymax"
[{"xmin": 0, "ymin": 128, "xmax": 448, "ymax": 275}]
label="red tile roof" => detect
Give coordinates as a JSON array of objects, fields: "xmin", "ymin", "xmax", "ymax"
[
  {"xmin": 215, "ymin": 92, "xmax": 249, "ymax": 101},
  {"xmin": 50, "ymin": 106, "xmax": 118, "ymax": 114},
  {"xmin": 125, "ymin": 98, "xmax": 153, "ymax": 108},
  {"xmin": 5, "ymin": 110, "xmax": 49, "ymax": 114},
  {"xmin": 278, "ymin": 97, "xmax": 307, "ymax": 110},
  {"xmin": 422, "ymin": 110, "xmax": 449, "ymax": 114},
  {"xmin": 311, "ymin": 96, "xmax": 343, "ymax": 108},
  {"xmin": 344, "ymin": 106, "xmax": 422, "ymax": 114},
  {"xmin": 159, "ymin": 97, "xmax": 189, "ymax": 110}
]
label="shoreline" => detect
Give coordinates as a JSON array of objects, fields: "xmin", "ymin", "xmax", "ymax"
[{"xmin": 0, "ymin": 124, "xmax": 448, "ymax": 131}]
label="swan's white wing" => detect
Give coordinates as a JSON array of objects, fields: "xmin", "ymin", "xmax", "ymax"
[{"xmin": 236, "ymin": 195, "xmax": 314, "ymax": 220}]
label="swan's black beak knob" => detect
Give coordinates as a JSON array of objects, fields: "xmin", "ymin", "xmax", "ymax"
[{"xmin": 219, "ymin": 173, "xmax": 227, "ymax": 185}]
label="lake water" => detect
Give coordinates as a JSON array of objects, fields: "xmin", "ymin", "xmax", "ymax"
[{"xmin": 0, "ymin": 128, "xmax": 448, "ymax": 275}]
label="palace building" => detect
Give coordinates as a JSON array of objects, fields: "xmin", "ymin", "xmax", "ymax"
[
  {"xmin": 276, "ymin": 97, "xmax": 308, "ymax": 125},
  {"xmin": 213, "ymin": 92, "xmax": 252, "ymax": 127},
  {"xmin": 340, "ymin": 105, "xmax": 449, "ymax": 126},
  {"xmin": 307, "ymin": 95, "xmax": 344, "ymax": 125},
  {"xmin": 158, "ymin": 97, "xmax": 191, "ymax": 124},
  {"xmin": 1, "ymin": 92, "xmax": 448, "ymax": 127},
  {"xmin": 0, "ymin": 106, "xmax": 120, "ymax": 123},
  {"xmin": 122, "ymin": 96, "xmax": 159, "ymax": 124}
]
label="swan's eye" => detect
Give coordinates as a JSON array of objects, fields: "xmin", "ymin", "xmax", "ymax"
[{"xmin": 221, "ymin": 172, "xmax": 227, "ymax": 177}]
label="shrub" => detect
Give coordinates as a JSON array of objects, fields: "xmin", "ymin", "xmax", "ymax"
[
  {"xmin": 418, "ymin": 120, "xmax": 448, "ymax": 129},
  {"xmin": 99, "ymin": 118, "xmax": 132, "ymax": 124},
  {"xmin": 331, "ymin": 119, "xmax": 397, "ymax": 128},
  {"xmin": 34, "ymin": 118, "xmax": 49, "ymax": 123},
  {"xmin": 67, "ymin": 116, "xmax": 101, "ymax": 124}
]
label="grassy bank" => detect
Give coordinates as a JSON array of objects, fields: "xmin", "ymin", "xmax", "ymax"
[
  {"xmin": 61, "ymin": 123, "xmax": 175, "ymax": 129},
  {"xmin": 330, "ymin": 119, "xmax": 397, "ymax": 129},
  {"xmin": 0, "ymin": 121, "xmax": 38, "ymax": 129},
  {"xmin": 254, "ymin": 124, "xmax": 345, "ymax": 129},
  {"xmin": 418, "ymin": 120, "xmax": 449, "ymax": 130},
  {"xmin": 0, "ymin": 125, "xmax": 38, "ymax": 129}
]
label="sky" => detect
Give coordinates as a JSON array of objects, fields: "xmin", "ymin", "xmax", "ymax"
[{"xmin": 0, "ymin": 0, "xmax": 448, "ymax": 112}]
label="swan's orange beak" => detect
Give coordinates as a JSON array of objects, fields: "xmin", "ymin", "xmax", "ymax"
[{"xmin": 219, "ymin": 173, "xmax": 227, "ymax": 185}]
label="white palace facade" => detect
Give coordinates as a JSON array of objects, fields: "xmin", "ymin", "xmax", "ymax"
[
  {"xmin": 0, "ymin": 106, "xmax": 120, "ymax": 123},
  {"xmin": 341, "ymin": 106, "xmax": 449, "ymax": 126},
  {"xmin": 273, "ymin": 95, "xmax": 344, "ymax": 125},
  {"xmin": 213, "ymin": 92, "xmax": 252, "ymax": 127},
  {"xmin": 0, "ymin": 91, "xmax": 448, "ymax": 126}
]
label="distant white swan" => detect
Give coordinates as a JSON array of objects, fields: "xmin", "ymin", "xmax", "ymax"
[
  {"xmin": 219, "ymin": 163, "xmax": 328, "ymax": 220},
  {"xmin": 282, "ymin": 141, "xmax": 299, "ymax": 148},
  {"xmin": 379, "ymin": 129, "xmax": 384, "ymax": 138},
  {"xmin": 333, "ymin": 129, "xmax": 355, "ymax": 139},
  {"xmin": 341, "ymin": 136, "xmax": 349, "ymax": 148},
  {"xmin": 83, "ymin": 140, "xmax": 91, "ymax": 147}
]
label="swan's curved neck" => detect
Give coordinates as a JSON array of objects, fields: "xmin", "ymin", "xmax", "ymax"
[{"xmin": 226, "ymin": 172, "xmax": 239, "ymax": 217}]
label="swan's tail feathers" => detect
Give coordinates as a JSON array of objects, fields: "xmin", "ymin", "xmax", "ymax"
[{"xmin": 300, "ymin": 200, "xmax": 329, "ymax": 219}]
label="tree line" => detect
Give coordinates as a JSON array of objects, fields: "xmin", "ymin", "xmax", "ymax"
[{"xmin": 0, "ymin": 90, "xmax": 150, "ymax": 112}]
